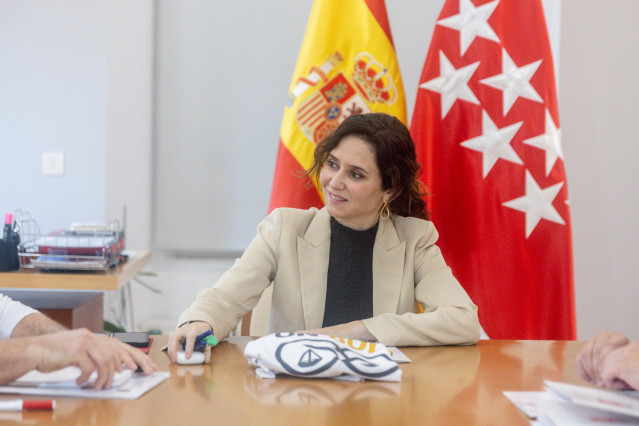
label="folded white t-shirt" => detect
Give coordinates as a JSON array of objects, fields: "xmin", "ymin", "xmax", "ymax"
[{"xmin": 244, "ymin": 333, "xmax": 401, "ymax": 382}]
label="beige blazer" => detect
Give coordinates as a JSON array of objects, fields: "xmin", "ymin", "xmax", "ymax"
[{"xmin": 179, "ymin": 207, "xmax": 480, "ymax": 347}]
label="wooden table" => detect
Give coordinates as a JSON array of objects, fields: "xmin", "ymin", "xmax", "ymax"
[
  {"xmin": 0, "ymin": 336, "xmax": 589, "ymax": 425},
  {"xmin": 0, "ymin": 251, "xmax": 151, "ymax": 331}
]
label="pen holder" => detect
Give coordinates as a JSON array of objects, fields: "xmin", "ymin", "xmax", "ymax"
[{"xmin": 0, "ymin": 238, "xmax": 19, "ymax": 271}]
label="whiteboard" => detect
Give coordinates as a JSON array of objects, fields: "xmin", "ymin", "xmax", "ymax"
[
  {"xmin": 152, "ymin": 0, "xmax": 558, "ymax": 253},
  {"xmin": 153, "ymin": 1, "xmax": 313, "ymax": 252}
]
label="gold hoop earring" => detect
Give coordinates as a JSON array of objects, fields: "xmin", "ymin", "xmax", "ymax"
[{"xmin": 380, "ymin": 202, "xmax": 390, "ymax": 220}]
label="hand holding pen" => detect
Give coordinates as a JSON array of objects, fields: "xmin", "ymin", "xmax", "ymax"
[{"xmin": 167, "ymin": 321, "xmax": 217, "ymax": 363}]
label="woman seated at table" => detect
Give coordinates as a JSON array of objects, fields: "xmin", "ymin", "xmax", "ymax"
[{"xmin": 168, "ymin": 112, "xmax": 480, "ymax": 360}]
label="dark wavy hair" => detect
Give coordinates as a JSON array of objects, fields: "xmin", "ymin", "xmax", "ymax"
[{"xmin": 305, "ymin": 112, "xmax": 430, "ymax": 220}]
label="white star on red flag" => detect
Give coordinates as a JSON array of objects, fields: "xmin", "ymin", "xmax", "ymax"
[
  {"xmin": 523, "ymin": 108, "xmax": 563, "ymax": 176},
  {"xmin": 480, "ymin": 48, "xmax": 544, "ymax": 115},
  {"xmin": 437, "ymin": 0, "xmax": 500, "ymax": 55},
  {"xmin": 419, "ymin": 51, "xmax": 480, "ymax": 118},
  {"xmin": 502, "ymin": 170, "xmax": 565, "ymax": 238},
  {"xmin": 460, "ymin": 110, "xmax": 523, "ymax": 178}
]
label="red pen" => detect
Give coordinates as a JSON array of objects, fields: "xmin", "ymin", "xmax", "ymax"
[{"xmin": 0, "ymin": 400, "xmax": 55, "ymax": 411}]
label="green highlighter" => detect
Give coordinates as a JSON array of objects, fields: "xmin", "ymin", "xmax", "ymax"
[{"xmin": 186, "ymin": 330, "xmax": 218, "ymax": 352}]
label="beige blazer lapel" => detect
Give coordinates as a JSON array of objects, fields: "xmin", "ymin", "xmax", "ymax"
[
  {"xmin": 297, "ymin": 208, "xmax": 331, "ymax": 330},
  {"xmin": 373, "ymin": 217, "xmax": 406, "ymax": 315}
]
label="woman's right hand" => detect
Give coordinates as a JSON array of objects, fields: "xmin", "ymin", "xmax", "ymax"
[{"xmin": 167, "ymin": 321, "xmax": 213, "ymax": 363}]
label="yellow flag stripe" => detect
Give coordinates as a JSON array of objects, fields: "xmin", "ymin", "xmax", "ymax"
[{"xmin": 280, "ymin": 0, "xmax": 407, "ymax": 199}]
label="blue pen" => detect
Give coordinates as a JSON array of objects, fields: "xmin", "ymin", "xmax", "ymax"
[
  {"xmin": 194, "ymin": 330, "xmax": 218, "ymax": 351},
  {"xmin": 183, "ymin": 329, "xmax": 215, "ymax": 352}
]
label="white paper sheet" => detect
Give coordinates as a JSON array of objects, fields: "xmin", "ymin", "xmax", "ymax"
[
  {"xmin": 505, "ymin": 382, "xmax": 639, "ymax": 425},
  {"xmin": 544, "ymin": 381, "xmax": 639, "ymax": 419},
  {"xmin": 0, "ymin": 372, "xmax": 170, "ymax": 400},
  {"xmin": 386, "ymin": 347, "xmax": 411, "ymax": 363},
  {"xmin": 10, "ymin": 366, "xmax": 133, "ymax": 388},
  {"xmin": 503, "ymin": 390, "xmax": 564, "ymax": 418}
]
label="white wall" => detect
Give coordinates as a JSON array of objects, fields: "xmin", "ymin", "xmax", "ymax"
[
  {"xmin": 0, "ymin": 1, "xmax": 107, "ymax": 231},
  {"xmin": 560, "ymin": 0, "xmax": 639, "ymax": 341}
]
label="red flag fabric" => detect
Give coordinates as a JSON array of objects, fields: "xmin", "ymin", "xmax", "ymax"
[
  {"xmin": 410, "ymin": 0, "xmax": 575, "ymax": 339},
  {"xmin": 269, "ymin": 0, "xmax": 406, "ymax": 212}
]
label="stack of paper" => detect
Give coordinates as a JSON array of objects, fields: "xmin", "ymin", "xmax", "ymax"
[
  {"xmin": 9, "ymin": 366, "xmax": 133, "ymax": 389},
  {"xmin": 0, "ymin": 366, "xmax": 170, "ymax": 400},
  {"xmin": 505, "ymin": 380, "xmax": 639, "ymax": 425}
]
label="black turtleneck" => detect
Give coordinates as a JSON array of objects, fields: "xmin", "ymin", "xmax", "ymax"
[{"xmin": 322, "ymin": 217, "xmax": 378, "ymax": 327}]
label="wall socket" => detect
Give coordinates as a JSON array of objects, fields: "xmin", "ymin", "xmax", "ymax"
[{"xmin": 42, "ymin": 152, "xmax": 65, "ymax": 176}]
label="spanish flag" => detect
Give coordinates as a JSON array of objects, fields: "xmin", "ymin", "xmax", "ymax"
[{"xmin": 269, "ymin": 0, "xmax": 406, "ymax": 211}]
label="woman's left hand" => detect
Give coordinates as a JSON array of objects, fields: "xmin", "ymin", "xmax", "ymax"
[{"xmin": 298, "ymin": 320, "xmax": 375, "ymax": 341}]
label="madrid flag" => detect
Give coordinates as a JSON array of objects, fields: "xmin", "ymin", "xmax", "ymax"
[
  {"xmin": 269, "ymin": 0, "xmax": 406, "ymax": 211},
  {"xmin": 410, "ymin": 0, "xmax": 575, "ymax": 339}
]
